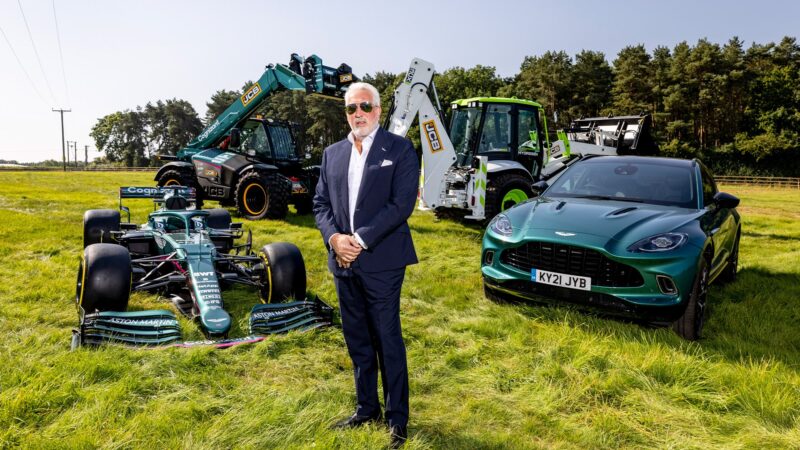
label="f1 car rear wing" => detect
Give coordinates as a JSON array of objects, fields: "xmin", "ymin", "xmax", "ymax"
[
  {"xmin": 118, "ymin": 186, "xmax": 197, "ymax": 222},
  {"xmin": 119, "ymin": 186, "xmax": 196, "ymax": 200}
]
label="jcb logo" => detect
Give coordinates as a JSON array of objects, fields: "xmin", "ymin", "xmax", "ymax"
[
  {"xmin": 241, "ymin": 83, "xmax": 262, "ymax": 106},
  {"xmin": 405, "ymin": 68, "xmax": 416, "ymax": 84},
  {"xmin": 422, "ymin": 120, "xmax": 443, "ymax": 153}
]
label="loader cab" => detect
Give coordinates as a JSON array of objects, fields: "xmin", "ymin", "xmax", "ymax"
[
  {"xmin": 237, "ymin": 118, "xmax": 303, "ymax": 168},
  {"xmin": 450, "ymin": 98, "xmax": 549, "ymax": 176}
]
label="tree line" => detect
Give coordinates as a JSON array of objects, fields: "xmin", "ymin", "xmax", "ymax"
[{"xmin": 91, "ymin": 36, "xmax": 800, "ymax": 176}]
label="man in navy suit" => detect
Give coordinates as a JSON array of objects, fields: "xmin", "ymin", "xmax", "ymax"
[{"xmin": 313, "ymin": 82, "xmax": 418, "ymax": 447}]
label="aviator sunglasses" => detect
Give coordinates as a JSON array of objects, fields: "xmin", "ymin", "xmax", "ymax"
[{"xmin": 345, "ymin": 102, "xmax": 376, "ymax": 115}]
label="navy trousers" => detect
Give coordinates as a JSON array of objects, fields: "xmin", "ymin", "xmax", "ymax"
[{"xmin": 334, "ymin": 267, "xmax": 409, "ymax": 428}]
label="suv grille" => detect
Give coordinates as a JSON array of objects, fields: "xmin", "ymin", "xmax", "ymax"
[{"xmin": 500, "ymin": 241, "xmax": 643, "ymax": 287}]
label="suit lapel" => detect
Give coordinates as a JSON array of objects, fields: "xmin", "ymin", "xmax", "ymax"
[
  {"xmin": 355, "ymin": 129, "xmax": 389, "ymax": 211},
  {"xmin": 335, "ymin": 141, "xmax": 352, "ymax": 232}
]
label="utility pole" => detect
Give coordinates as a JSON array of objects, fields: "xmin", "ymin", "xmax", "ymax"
[
  {"xmin": 66, "ymin": 141, "xmax": 76, "ymax": 168},
  {"xmin": 52, "ymin": 108, "xmax": 71, "ymax": 171},
  {"xmin": 85, "ymin": 145, "xmax": 89, "ymax": 165},
  {"xmin": 73, "ymin": 142, "xmax": 78, "ymax": 168}
]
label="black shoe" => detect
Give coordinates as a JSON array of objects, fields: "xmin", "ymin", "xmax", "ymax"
[
  {"xmin": 389, "ymin": 425, "xmax": 407, "ymax": 448},
  {"xmin": 331, "ymin": 412, "xmax": 382, "ymax": 429}
]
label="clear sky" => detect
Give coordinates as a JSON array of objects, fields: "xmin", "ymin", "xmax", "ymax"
[{"xmin": 1, "ymin": 0, "xmax": 797, "ymax": 163}]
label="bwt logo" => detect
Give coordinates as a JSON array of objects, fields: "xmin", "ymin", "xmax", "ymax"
[
  {"xmin": 194, "ymin": 271, "xmax": 215, "ymax": 277},
  {"xmin": 241, "ymin": 83, "xmax": 262, "ymax": 106},
  {"xmin": 422, "ymin": 120, "xmax": 443, "ymax": 152}
]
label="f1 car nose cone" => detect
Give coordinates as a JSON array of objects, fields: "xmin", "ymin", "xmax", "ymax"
[{"xmin": 201, "ymin": 308, "xmax": 232, "ymax": 336}]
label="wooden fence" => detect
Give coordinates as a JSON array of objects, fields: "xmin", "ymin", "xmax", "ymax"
[
  {"xmin": 716, "ymin": 175, "xmax": 800, "ymax": 188},
  {"xmin": 2, "ymin": 167, "xmax": 798, "ymax": 188},
  {"xmin": 0, "ymin": 166, "xmax": 157, "ymax": 172}
]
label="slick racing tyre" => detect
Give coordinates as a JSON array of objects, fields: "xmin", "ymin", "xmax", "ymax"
[
  {"xmin": 258, "ymin": 242, "xmax": 306, "ymax": 303},
  {"xmin": 83, "ymin": 209, "xmax": 120, "ymax": 248},
  {"xmin": 485, "ymin": 173, "xmax": 533, "ymax": 222},
  {"xmin": 672, "ymin": 258, "xmax": 709, "ymax": 341},
  {"xmin": 76, "ymin": 243, "xmax": 132, "ymax": 313},
  {"xmin": 157, "ymin": 169, "xmax": 204, "ymax": 208},
  {"xmin": 235, "ymin": 172, "xmax": 289, "ymax": 220}
]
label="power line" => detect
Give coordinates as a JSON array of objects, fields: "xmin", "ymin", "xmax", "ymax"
[
  {"xmin": 51, "ymin": 0, "xmax": 70, "ymax": 107},
  {"xmin": 0, "ymin": 23, "xmax": 49, "ymax": 105},
  {"xmin": 17, "ymin": 0, "xmax": 58, "ymax": 105}
]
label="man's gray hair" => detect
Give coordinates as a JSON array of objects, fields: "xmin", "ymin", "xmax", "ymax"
[{"xmin": 344, "ymin": 82, "xmax": 381, "ymax": 106}]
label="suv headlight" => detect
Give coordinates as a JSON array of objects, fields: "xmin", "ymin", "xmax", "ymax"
[
  {"xmin": 629, "ymin": 232, "xmax": 688, "ymax": 252},
  {"xmin": 488, "ymin": 214, "xmax": 513, "ymax": 236}
]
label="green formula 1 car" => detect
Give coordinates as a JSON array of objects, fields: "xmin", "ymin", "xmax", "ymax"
[
  {"xmin": 482, "ymin": 156, "xmax": 741, "ymax": 340},
  {"xmin": 73, "ymin": 186, "xmax": 332, "ymax": 348}
]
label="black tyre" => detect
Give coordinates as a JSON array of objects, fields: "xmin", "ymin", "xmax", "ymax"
[
  {"xmin": 294, "ymin": 194, "xmax": 314, "ymax": 215},
  {"xmin": 672, "ymin": 259, "xmax": 709, "ymax": 341},
  {"xmin": 157, "ymin": 169, "xmax": 204, "ymax": 208},
  {"xmin": 235, "ymin": 172, "xmax": 289, "ymax": 220},
  {"xmin": 258, "ymin": 242, "xmax": 306, "ymax": 303},
  {"xmin": 485, "ymin": 173, "xmax": 533, "ymax": 221},
  {"xmin": 719, "ymin": 231, "xmax": 740, "ymax": 284},
  {"xmin": 205, "ymin": 208, "xmax": 231, "ymax": 230},
  {"xmin": 83, "ymin": 209, "xmax": 120, "ymax": 248},
  {"xmin": 76, "ymin": 243, "xmax": 132, "ymax": 313},
  {"xmin": 434, "ymin": 207, "xmax": 468, "ymax": 221}
]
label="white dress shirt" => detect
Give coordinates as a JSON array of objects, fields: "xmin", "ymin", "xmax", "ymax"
[
  {"xmin": 329, "ymin": 127, "xmax": 378, "ymax": 250},
  {"xmin": 347, "ymin": 127, "xmax": 377, "ymax": 235},
  {"xmin": 347, "ymin": 127, "xmax": 378, "ymax": 248}
]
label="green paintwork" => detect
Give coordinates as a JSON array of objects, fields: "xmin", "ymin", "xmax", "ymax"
[
  {"xmin": 557, "ymin": 130, "xmax": 571, "ymax": 156},
  {"xmin": 145, "ymin": 209, "xmax": 231, "ymax": 335},
  {"xmin": 481, "ymin": 156, "xmax": 741, "ymax": 324},
  {"xmin": 175, "ymin": 54, "xmax": 353, "ymax": 160},
  {"xmin": 182, "ymin": 64, "xmax": 307, "ymax": 156},
  {"xmin": 452, "ymin": 97, "xmax": 544, "ymax": 108},
  {"xmin": 501, "ymin": 189, "xmax": 529, "ymax": 210}
]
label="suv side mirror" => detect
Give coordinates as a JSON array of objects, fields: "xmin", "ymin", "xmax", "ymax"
[
  {"xmin": 229, "ymin": 129, "xmax": 241, "ymax": 148},
  {"xmin": 713, "ymin": 192, "xmax": 740, "ymax": 209},
  {"xmin": 532, "ymin": 180, "xmax": 549, "ymax": 194}
]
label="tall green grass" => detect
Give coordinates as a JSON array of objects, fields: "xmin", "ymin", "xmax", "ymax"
[{"xmin": 0, "ymin": 173, "xmax": 798, "ymax": 449}]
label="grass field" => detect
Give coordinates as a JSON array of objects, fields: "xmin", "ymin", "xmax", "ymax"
[{"xmin": 0, "ymin": 171, "xmax": 798, "ymax": 449}]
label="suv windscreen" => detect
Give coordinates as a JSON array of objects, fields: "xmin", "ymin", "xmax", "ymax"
[{"xmin": 545, "ymin": 159, "xmax": 697, "ymax": 208}]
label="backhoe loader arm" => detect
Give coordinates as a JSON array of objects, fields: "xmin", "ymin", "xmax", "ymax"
[{"xmin": 383, "ymin": 58, "xmax": 456, "ymax": 210}]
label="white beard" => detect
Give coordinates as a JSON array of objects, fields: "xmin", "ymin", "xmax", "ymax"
[{"xmin": 351, "ymin": 122, "xmax": 378, "ymax": 139}]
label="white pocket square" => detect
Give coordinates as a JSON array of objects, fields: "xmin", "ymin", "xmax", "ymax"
[{"xmin": 380, "ymin": 160, "xmax": 393, "ymax": 167}]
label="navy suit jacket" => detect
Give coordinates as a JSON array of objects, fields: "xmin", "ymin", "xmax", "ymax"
[{"xmin": 313, "ymin": 127, "xmax": 419, "ymax": 276}]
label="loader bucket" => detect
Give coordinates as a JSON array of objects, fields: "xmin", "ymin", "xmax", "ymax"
[{"xmin": 565, "ymin": 114, "xmax": 658, "ymax": 155}]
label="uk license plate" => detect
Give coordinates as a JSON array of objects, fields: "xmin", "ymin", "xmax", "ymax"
[{"xmin": 531, "ymin": 268, "xmax": 591, "ymax": 291}]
